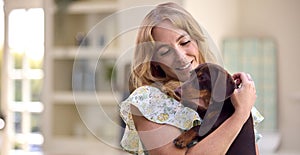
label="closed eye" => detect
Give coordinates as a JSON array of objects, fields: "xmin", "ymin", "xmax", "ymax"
[
  {"xmin": 180, "ymin": 40, "xmax": 191, "ymax": 46},
  {"xmin": 176, "ymin": 33, "xmax": 192, "ymax": 46},
  {"xmin": 157, "ymin": 45, "xmax": 171, "ymax": 56}
]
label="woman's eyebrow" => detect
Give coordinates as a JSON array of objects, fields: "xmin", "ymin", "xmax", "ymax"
[
  {"xmin": 176, "ymin": 34, "xmax": 188, "ymax": 42},
  {"xmin": 154, "ymin": 33, "xmax": 189, "ymax": 50},
  {"xmin": 155, "ymin": 44, "xmax": 169, "ymax": 51}
]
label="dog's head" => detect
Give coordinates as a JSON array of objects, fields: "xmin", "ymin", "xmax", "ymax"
[{"xmin": 175, "ymin": 63, "xmax": 236, "ymax": 109}]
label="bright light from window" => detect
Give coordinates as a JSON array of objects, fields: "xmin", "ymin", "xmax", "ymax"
[
  {"xmin": 0, "ymin": 118, "xmax": 5, "ymax": 129},
  {"xmin": 7, "ymin": 7, "xmax": 45, "ymax": 153},
  {"xmin": 8, "ymin": 8, "xmax": 44, "ymax": 61},
  {"xmin": 0, "ymin": 0, "xmax": 3, "ymax": 47}
]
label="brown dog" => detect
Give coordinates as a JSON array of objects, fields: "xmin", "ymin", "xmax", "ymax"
[{"xmin": 173, "ymin": 63, "xmax": 256, "ymax": 155}]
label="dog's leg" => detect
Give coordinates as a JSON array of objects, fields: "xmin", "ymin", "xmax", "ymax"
[{"xmin": 173, "ymin": 125, "xmax": 200, "ymax": 149}]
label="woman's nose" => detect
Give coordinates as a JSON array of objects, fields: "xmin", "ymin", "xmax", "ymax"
[{"xmin": 173, "ymin": 47, "xmax": 188, "ymax": 62}]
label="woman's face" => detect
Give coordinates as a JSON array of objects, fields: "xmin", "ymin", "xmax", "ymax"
[{"xmin": 152, "ymin": 21, "xmax": 200, "ymax": 82}]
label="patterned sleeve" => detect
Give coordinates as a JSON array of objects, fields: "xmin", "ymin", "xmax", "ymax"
[
  {"xmin": 119, "ymin": 86, "xmax": 200, "ymax": 154},
  {"xmin": 251, "ymin": 107, "xmax": 264, "ymax": 142},
  {"xmin": 121, "ymin": 86, "xmax": 200, "ymax": 130}
]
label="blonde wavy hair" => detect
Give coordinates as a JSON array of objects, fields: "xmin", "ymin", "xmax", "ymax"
[{"xmin": 129, "ymin": 2, "xmax": 217, "ymax": 99}]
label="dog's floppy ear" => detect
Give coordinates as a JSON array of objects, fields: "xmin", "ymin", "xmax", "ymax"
[
  {"xmin": 211, "ymin": 67, "xmax": 227, "ymax": 103},
  {"xmin": 198, "ymin": 67, "xmax": 227, "ymax": 137}
]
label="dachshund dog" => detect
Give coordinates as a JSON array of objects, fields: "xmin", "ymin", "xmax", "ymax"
[{"xmin": 173, "ymin": 63, "xmax": 256, "ymax": 155}]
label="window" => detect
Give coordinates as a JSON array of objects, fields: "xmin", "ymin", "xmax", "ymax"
[
  {"xmin": 4, "ymin": 8, "xmax": 44, "ymax": 154},
  {"xmin": 0, "ymin": 0, "xmax": 5, "ymax": 151},
  {"xmin": 223, "ymin": 38, "xmax": 278, "ymax": 132}
]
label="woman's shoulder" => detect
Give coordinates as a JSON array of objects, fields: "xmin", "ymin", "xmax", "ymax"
[
  {"xmin": 120, "ymin": 85, "xmax": 201, "ymax": 129},
  {"xmin": 120, "ymin": 85, "xmax": 172, "ymax": 123},
  {"xmin": 122, "ymin": 85, "xmax": 178, "ymax": 111},
  {"xmin": 130, "ymin": 85, "xmax": 163, "ymax": 96},
  {"xmin": 123, "ymin": 85, "xmax": 178, "ymax": 114}
]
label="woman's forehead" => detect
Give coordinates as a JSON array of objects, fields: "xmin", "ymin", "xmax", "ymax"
[
  {"xmin": 152, "ymin": 22, "xmax": 188, "ymax": 42},
  {"xmin": 152, "ymin": 20, "xmax": 187, "ymax": 35}
]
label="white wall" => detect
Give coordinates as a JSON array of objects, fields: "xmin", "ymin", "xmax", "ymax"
[
  {"xmin": 239, "ymin": 0, "xmax": 300, "ymax": 152},
  {"xmin": 185, "ymin": 0, "xmax": 300, "ymax": 153},
  {"xmin": 184, "ymin": 0, "xmax": 239, "ymax": 49}
]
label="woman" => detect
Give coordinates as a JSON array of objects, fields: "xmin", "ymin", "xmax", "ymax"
[{"xmin": 120, "ymin": 2, "xmax": 263, "ymax": 155}]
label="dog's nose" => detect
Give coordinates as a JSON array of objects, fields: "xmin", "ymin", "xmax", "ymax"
[{"xmin": 174, "ymin": 87, "xmax": 182, "ymax": 97}]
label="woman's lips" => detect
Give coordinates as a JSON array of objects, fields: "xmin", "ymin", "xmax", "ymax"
[{"xmin": 176, "ymin": 60, "xmax": 193, "ymax": 70}]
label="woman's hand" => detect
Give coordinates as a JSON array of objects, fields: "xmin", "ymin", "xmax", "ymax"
[{"xmin": 231, "ymin": 72, "xmax": 257, "ymax": 123}]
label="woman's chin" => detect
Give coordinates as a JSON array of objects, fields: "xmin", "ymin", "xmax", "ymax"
[{"xmin": 176, "ymin": 70, "xmax": 192, "ymax": 82}]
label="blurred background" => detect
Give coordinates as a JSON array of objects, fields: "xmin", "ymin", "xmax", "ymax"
[{"xmin": 0, "ymin": 0, "xmax": 299, "ymax": 155}]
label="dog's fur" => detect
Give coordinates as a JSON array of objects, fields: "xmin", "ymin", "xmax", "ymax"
[{"xmin": 173, "ymin": 63, "xmax": 256, "ymax": 155}]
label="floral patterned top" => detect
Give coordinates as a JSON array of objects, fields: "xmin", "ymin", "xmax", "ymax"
[{"xmin": 119, "ymin": 85, "xmax": 264, "ymax": 154}]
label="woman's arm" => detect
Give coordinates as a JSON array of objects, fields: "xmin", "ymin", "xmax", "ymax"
[
  {"xmin": 132, "ymin": 108, "xmax": 188, "ymax": 155},
  {"xmin": 256, "ymin": 144, "xmax": 260, "ymax": 155},
  {"xmin": 132, "ymin": 105, "xmax": 250, "ymax": 155},
  {"xmin": 186, "ymin": 110, "xmax": 251, "ymax": 155},
  {"xmin": 132, "ymin": 72, "xmax": 257, "ymax": 155}
]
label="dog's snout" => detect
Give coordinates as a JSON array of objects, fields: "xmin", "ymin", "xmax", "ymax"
[
  {"xmin": 227, "ymin": 76, "xmax": 236, "ymax": 93},
  {"xmin": 174, "ymin": 87, "xmax": 182, "ymax": 97}
]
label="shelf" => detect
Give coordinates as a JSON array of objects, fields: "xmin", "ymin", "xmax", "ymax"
[
  {"xmin": 66, "ymin": 1, "xmax": 118, "ymax": 14},
  {"xmin": 47, "ymin": 137, "xmax": 125, "ymax": 155},
  {"xmin": 53, "ymin": 91, "xmax": 121, "ymax": 105},
  {"xmin": 52, "ymin": 53, "xmax": 118, "ymax": 92},
  {"xmin": 51, "ymin": 47, "xmax": 119, "ymax": 60},
  {"xmin": 53, "ymin": 12, "xmax": 119, "ymax": 47},
  {"xmin": 51, "ymin": 103, "xmax": 122, "ymax": 147},
  {"xmin": 9, "ymin": 69, "xmax": 43, "ymax": 80},
  {"xmin": 43, "ymin": 0, "xmax": 135, "ymax": 154},
  {"xmin": 10, "ymin": 102, "xmax": 43, "ymax": 113}
]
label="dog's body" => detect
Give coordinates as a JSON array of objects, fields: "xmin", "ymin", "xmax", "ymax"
[{"xmin": 173, "ymin": 63, "xmax": 256, "ymax": 155}]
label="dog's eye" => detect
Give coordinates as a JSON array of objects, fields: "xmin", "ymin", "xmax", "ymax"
[{"xmin": 199, "ymin": 75, "xmax": 205, "ymax": 81}]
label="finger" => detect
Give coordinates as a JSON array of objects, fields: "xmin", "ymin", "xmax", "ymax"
[
  {"xmin": 246, "ymin": 73, "xmax": 253, "ymax": 81},
  {"xmin": 232, "ymin": 72, "xmax": 242, "ymax": 80},
  {"xmin": 233, "ymin": 72, "xmax": 255, "ymax": 89},
  {"xmin": 239, "ymin": 72, "xmax": 251, "ymax": 83},
  {"xmin": 232, "ymin": 73, "xmax": 242, "ymax": 87},
  {"xmin": 252, "ymin": 80, "xmax": 256, "ymax": 89},
  {"xmin": 243, "ymin": 81, "xmax": 256, "ymax": 93}
]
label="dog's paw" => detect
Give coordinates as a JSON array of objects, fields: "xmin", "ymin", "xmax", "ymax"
[
  {"xmin": 173, "ymin": 125, "xmax": 200, "ymax": 149},
  {"xmin": 173, "ymin": 137, "xmax": 188, "ymax": 149}
]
